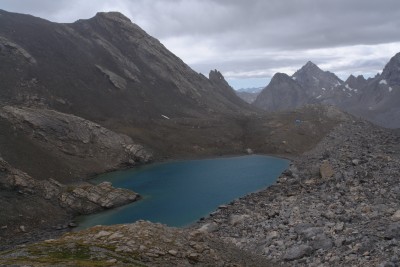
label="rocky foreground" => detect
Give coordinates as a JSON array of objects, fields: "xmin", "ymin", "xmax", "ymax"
[
  {"xmin": 0, "ymin": 221, "xmax": 274, "ymax": 267},
  {"xmin": 196, "ymin": 120, "xmax": 400, "ymax": 266}
]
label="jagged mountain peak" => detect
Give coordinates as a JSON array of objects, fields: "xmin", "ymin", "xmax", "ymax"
[
  {"xmin": 381, "ymin": 52, "xmax": 400, "ymax": 85},
  {"xmin": 292, "ymin": 61, "xmax": 343, "ymax": 91},
  {"xmin": 209, "ymin": 69, "xmax": 231, "ymax": 89},
  {"xmin": 209, "ymin": 69, "xmax": 225, "ymax": 81},
  {"xmin": 345, "ymin": 74, "xmax": 366, "ymax": 84}
]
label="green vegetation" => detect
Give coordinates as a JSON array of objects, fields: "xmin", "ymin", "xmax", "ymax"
[{"xmin": 0, "ymin": 242, "xmax": 146, "ymax": 267}]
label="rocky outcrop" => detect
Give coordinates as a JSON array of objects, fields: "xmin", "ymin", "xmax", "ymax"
[
  {"xmin": 197, "ymin": 119, "xmax": 400, "ymax": 266},
  {"xmin": 0, "ymin": 157, "xmax": 140, "ymax": 215},
  {"xmin": 0, "ymin": 36, "xmax": 36, "ymax": 64},
  {"xmin": 0, "ymin": 105, "xmax": 152, "ymax": 182},
  {"xmin": 59, "ymin": 182, "xmax": 138, "ymax": 214},
  {"xmin": 0, "ymin": 155, "xmax": 141, "ymax": 250},
  {"xmin": 0, "ymin": 221, "xmax": 274, "ymax": 266},
  {"xmin": 95, "ymin": 64, "xmax": 127, "ymax": 90}
]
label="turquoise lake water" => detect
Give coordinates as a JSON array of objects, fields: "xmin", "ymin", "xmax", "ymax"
[{"xmin": 76, "ymin": 155, "xmax": 289, "ymax": 229}]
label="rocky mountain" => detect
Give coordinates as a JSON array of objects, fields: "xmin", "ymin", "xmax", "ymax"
[
  {"xmin": 343, "ymin": 52, "xmax": 400, "ymax": 128},
  {"xmin": 292, "ymin": 61, "xmax": 343, "ymax": 97},
  {"xmin": 0, "ymin": 9, "xmax": 257, "ymax": 177},
  {"xmin": 253, "ymin": 54, "xmax": 400, "ymax": 128},
  {"xmin": 253, "ymin": 73, "xmax": 307, "ymax": 111},
  {"xmin": 253, "ymin": 61, "xmax": 344, "ymax": 111},
  {"xmin": 0, "ymin": 10, "xmax": 251, "ymax": 121},
  {"xmin": 235, "ymin": 87, "xmax": 263, "ymax": 103},
  {"xmin": 345, "ymin": 74, "xmax": 368, "ymax": 90}
]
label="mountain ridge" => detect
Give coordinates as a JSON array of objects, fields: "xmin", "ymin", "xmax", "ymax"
[{"xmin": 253, "ymin": 55, "xmax": 400, "ymax": 128}]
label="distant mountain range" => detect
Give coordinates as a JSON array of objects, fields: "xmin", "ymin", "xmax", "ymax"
[
  {"xmin": 235, "ymin": 87, "xmax": 263, "ymax": 103},
  {"xmin": 253, "ymin": 53, "xmax": 400, "ymax": 128}
]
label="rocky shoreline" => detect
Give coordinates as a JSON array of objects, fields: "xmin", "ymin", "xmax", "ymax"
[{"xmin": 195, "ymin": 119, "xmax": 400, "ymax": 266}]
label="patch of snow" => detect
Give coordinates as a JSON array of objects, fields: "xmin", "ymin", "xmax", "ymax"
[
  {"xmin": 292, "ymin": 76, "xmax": 296, "ymax": 80},
  {"xmin": 389, "ymin": 87, "xmax": 393, "ymax": 92},
  {"xmin": 161, "ymin": 114, "xmax": 170, "ymax": 120},
  {"xmin": 379, "ymin": 79, "xmax": 387, "ymax": 85},
  {"xmin": 322, "ymin": 88, "xmax": 326, "ymax": 91},
  {"xmin": 313, "ymin": 76, "xmax": 319, "ymax": 83},
  {"xmin": 342, "ymin": 88, "xmax": 345, "ymax": 92},
  {"xmin": 345, "ymin": 84, "xmax": 354, "ymax": 91},
  {"xmin": 316, "ymin": 95, "xmax": 322, "ymax": 99},
  {"xmin": 354, "ymin": 89, "xmax": 358, "ymax": 92}
]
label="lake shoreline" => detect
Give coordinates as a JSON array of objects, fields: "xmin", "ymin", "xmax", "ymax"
[{"xmin": 75, "ymin": 154, "xmax": 290, "ymax": 230}]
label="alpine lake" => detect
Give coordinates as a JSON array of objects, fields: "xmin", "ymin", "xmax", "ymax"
[{"xmin": 76, "ymin": 155, "xmax": 290, "ymax": 229}]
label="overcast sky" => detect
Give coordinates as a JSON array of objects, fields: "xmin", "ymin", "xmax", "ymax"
[{"xmin": 1, "ymin": 0, "xmax": 400, "ymax": 89}]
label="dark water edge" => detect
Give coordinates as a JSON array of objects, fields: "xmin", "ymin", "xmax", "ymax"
[{"xmin": 75, "ymin": 155, "xmax": 290, "ymax": 230}]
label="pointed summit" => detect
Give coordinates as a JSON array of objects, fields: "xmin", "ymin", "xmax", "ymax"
[
  {"xmin": 208, "ymin": 69, "xmax": 247, "ymax": 106},
  {"xmin": 304, "ymin": 61, "xmax": 319, "ymax": 69},
  {"xmin": 209, "ymin": 69, "xmax": 232, "ymax": 89},
  {"xmin": 294, "ymin": 61, "xmax": 324, "ymax": 78},
  {"xmin": 292, "ymin": 61, "xmax": 343, "ymax": 95}
]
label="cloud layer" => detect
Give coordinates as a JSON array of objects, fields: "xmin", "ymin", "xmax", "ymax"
[{"xmin": 1, "ymin": 0, "xmax": 400, "ymax": 88}]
